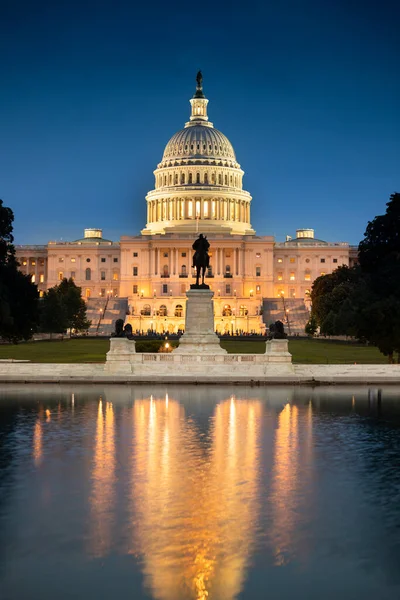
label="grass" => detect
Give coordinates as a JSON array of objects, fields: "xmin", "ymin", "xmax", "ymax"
[{"xmin": 0, "ymin": 337, "xmax": 389, "ymax": 363}]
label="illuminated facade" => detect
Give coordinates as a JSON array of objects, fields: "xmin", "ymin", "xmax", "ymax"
[{"xmin": 15, "ymin": 75, "xmax": 355, "ymax": 333}]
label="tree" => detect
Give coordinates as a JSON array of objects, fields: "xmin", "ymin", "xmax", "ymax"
[
  {"xmin": 40, "ymin": 278, "xmax": 91, "ymax": 335},
  {"xmin": 0, "ymin": 200, "xmax": 39, "ymax": 343},
  {"xmin": 305, "ymin": 314, "xmax": 318, "ymax": 336},
  {"xmin": 40, "ymin": 288, "xmax": 67, "ymax": 336},
  {"xmin": 310, "ymin": 265, "xmax": 359, "ymax": 336}
]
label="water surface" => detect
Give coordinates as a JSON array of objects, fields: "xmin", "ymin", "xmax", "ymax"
[{"xmin": 1, "ymin": 385, "xmax": 400, "ymax": 600}]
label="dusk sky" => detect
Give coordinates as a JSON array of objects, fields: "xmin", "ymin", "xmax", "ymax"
[{"xmin": 1, "ymin": 0, "xmax": 399, "ymax": 245}]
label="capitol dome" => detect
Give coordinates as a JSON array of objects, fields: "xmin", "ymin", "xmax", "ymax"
[
  {"xmin": 142, "ymin": 73, "xmax": 254, "ymax": 236},
  {"xmin": 161, "ymin": 126, "xmax": 237, "ymax": 164}
]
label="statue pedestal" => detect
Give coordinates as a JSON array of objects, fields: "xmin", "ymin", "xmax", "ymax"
[{"xmin": 174, "ymin": 289, "xmax": 227, "ymax": 354}]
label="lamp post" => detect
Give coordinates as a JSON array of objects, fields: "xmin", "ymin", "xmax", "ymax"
[{"xmin": 280, "ymin": 292, "xmax": 291, "ymax": 336}]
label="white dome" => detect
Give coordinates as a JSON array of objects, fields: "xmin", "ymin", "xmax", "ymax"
[{"xmin": 162, "ymin": 126, "xmax": 236, "ymax": 162}]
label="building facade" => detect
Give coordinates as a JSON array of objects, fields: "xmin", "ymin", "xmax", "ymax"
[{"xmin": 15, "ymin": 75, "xmax": 357, "ymax": 334}]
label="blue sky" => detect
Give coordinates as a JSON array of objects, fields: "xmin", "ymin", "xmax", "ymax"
[{"xmin": 1, "ymin": 0, "xmax": 399, "ymax": 245}]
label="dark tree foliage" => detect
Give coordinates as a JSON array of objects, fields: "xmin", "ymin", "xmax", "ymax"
[
  {"xmin": 40, "ymin": 278, "xmax": 91, "ymax": 335},
  {"xmin": 0, "ymin": 200, "xmax": 39, "ymax": 342},
  {"xmin": 39, "ymin": 288, "xmax": 67, "ymax": 335},
  {"xmin": 310, "ymin": 193, "xmax": 400, "ymax": 362},
  {"xmin": 305, "ymin": 314, "xmax": 318, "ymax": 336}
]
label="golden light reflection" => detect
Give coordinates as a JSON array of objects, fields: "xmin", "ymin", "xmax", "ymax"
[
  {"xmin": 45, "ymin": 409, "xmax": 51, "ymax": 421},
  {"xmin": 270, "ymin": 401, "xmax": 314, "ymax": 566},
  {"xmin": 33, "ymin": 418, "xmax": 43, "ymax": 466},
  {"xmin": 89, "ymin": 400, "xmax": 116, "ymax": 557},
  {"xmin": 130, "ymin": 395, "xmax": 262, "ymax": 600}
]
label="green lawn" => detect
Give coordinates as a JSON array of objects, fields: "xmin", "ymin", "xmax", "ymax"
[{"xmin": 0, "ymin": 337, "xmax": 389, "ymax": 363}]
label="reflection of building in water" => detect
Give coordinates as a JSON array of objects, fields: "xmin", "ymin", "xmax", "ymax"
[
  {"xmin": 130, "ymin": 395, "xmax": 262, "ymax": 600},
  {"xmin": 89, "ymin": 400, "xmax": 116, "ymax": 557},
  {"xmin": 32, "ymin": 414, "xmax": 43, "ymax": 467},
  {"xmin": 270, "ymin": 401, "xmax": 313, "ymax": 566}
]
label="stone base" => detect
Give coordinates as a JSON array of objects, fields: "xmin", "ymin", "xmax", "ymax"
[
  {"xmin": 265, "ymin": 338, "xmax": 292, "ymax": 363},
  {"xmin": 105, "ymin": 337, "xmax": 136, "ymax": 372},
  {"xmin": 174, "ymin": 288, "xmax": 227, "ymax": 354}
]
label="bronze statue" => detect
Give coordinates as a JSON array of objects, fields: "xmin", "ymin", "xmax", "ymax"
[
  {"xmin": 269, "ymin": 320, "xmax": 287, "ymax": 339},
  {"xmin": 192, "ymin": 233, "xmax": 210, "ymax": 287},
  {"xmin": 196, "ymin": 70, "xmax": 203, "ymax": 89},
  {"xmin": 113, "ymin": 318, "xmax": 125, "ymax": 337}
]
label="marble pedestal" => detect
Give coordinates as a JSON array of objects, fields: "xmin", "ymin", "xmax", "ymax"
[{"xmin": 174, "ymin": 289, "xmax": 227, "ymax": 354}]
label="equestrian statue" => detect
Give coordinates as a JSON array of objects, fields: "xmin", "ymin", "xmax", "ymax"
[{"xmin": 192, "ymin": 233, "xmax": 210, "ymax": 287}]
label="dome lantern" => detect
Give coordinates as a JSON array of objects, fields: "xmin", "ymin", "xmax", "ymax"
[{"xmin": 188, "ymin": 70, "xmax": 210, "ymax": 125}]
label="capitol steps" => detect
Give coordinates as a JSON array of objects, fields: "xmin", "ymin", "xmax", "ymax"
[
  {"xmin": 86, "ymin": 298, "xmax": 129, "ymax": 336},
  {"xmin": 262, "ymin": 299, "xmax": 310, "ymax": 335}
]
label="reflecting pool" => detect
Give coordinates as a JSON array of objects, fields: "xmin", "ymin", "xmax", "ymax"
[{"xmin": 1, "ymin": 385, "xmax": 400, "ymax": 600}]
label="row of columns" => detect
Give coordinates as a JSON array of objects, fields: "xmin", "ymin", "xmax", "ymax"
[
  {"xmin": 18, "ymin": 256, "xmax": 46, "ymax": 284},
  {"xmin": 147, "ymin": 246, "xmax": 246, "ymax": 277},
  {"xmin": 147, "ymin": 198, "xmax": 250, "ymax": 224}
]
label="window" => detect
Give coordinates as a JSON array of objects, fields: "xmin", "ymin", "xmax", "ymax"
[
  {"xmin": 188, "ymin": 173, "xmax": 192, "ymax": 184},
  {"xmin": 181, "ymin": 265, "xmax": 187, "ymax": 274},
  {"xmin": 159, "ymin": 304, "xmax": 167, "ymax": 316},
  {"xmin": 162, "ymin": 284, "xmax": 168, "ymax": 294},
  {"xmin": 305, "ymin": 271, "xmax": 311, "ymax": 281},
  {"xmin": 196, "ymin": 173, "xmax": 200, "ymax": 183},
  {"xmin": 320, "ymin": 272, "xmax": 326, "ymax": 276},
  {"xmin": 181, "ymin": 252, "xmax": 186, "ymax": 257},
  {"xmin": 225, "ymin": 265, "xmax": 231, "ymax": 273},
  {"xmin": 70, "ymin": 271, "xmax": 75, "ymax": 279},
  {"xmin": 305, "ymin": 258, "xmax": 310, "ymax": 263},
  {"xmin": 133, "ymin": 252, "xmax": 138, "ymax": 257},
  {"xmin": 256, "ymin": 285, "xmax": 261, "ymax": 294},
  {"xmin": 239, "ymin": 305, "xmax": 248, "ymax": 316},
  {"xmin": 290, "ymin": 272, "xmax": 295, "ymax": 281},
  {"xmin": 175, "ymin": 304, "xmax": 183, "ymax": 317},
  {"xmin": 58, "ymin": 271, "xmax": 63, "ymax": 281},
  {"xmin": 256, "ymin": 252, "xmax": 261, "ymax": 258},
  {"xmin": 59, "ymin": 258, "xmax": 64, "ymax": 263},
  {"xmin": 163, "ymin": 252, "xmax": 168, "ymax": 258},
  {"xmin": 113, "ymin": 258, "xmax": 118, "ymax": 263},
  {"xmin": 141, "ymin": 304, "xmax": 151, "ymax": 316},
  {"xmin": 333, "ymin": 258, "xmax": 338, "ymax": 263},
  {"xmin": 162, "ymin": 265, "xmax": 169, "ymax": 276},
  {"xmin": 101, "ymin": 257, "xmax": 106, "ymax": 263},
  {"xmin": 86, "ymin": 258, "xmax": 91, "ymax": 263},
  {"xmin": 85, "ymin": 268, "xmax": 91, "ymax": 281},
  {"xmin": 39, "ymin": 274, "xmax": 44, "ymax": 283},
  {"xmin": 85, "ymin": 289, "xmax": 91, "ymax": 298},
  {"xmin": 277, "ymin": 258, "xmax": 283, "ymax": 263},
  {"xmin": 71, "ymin": 258, "xmax": 76, "ymax": 263},
  {"xmin": 290, "ymin": 289, "xmax": 296, "ymax": 298},
  {"xmin": 277, "ymin": 272, "xmax": 283, "ymax": 281},
  {"xmin": 31, "ymin": 274, "xmax": 35, "ymax": 283},
  {"xmin": 113, "ymin": 272, "xmax": 118, "ymax": 281},
  {"xmin": 256, "ymin": 266, "xmax": 261, "ymax": 277},
  {"xmin": 133, "ymin": 285, "xmax": 138, "ymax": 294},
  {"xmin": 101, "ymin": 271, "xmax": 106, "ymax": 280},
  {"xmin": 226, "ymin": 284, "xmax": 231, "ymax": 295},
  {"xmin": 133, "ymin": 266, "xmax": 138, "ymax": 276},
  {"xmin": 100, "ymin": 289, "xmax": 105, "ymax": 297},
  {"xmin": 289, "ymin": 257, "xmax": 295, "ymax": 263},
  {"xmin": 204, "ymin": 173, "xmax": 208, "ymax": 184},
  {"xmin": 320, "ymin": 258, "xmax": 326, "ymax": 263},
  {"xmin": 222, "ymin": 304, "xmax": 232, "ymax": 316}
]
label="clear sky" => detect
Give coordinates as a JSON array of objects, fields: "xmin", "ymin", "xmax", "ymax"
[{"xmin": 1, "ymin": 0, "xmax": 399, "ymax": 245}]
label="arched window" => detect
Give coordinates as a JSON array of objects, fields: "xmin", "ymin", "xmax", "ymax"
[
  {"xmin": 181, "ymin": 264, "xmax": 187, "ymax": 274},
  {"xmin": 218, "ymin": 174, "xmax": 222, "ymax": 184},
  {"xmin": 188, "ymin": 173, "xmax": 192, "ymax": 184},
  {"xmin": 196, "ymin": 172, "xmax": 200, "ymax": 183},
  {"xmin": 163, "ymin": 264, "xmax": 169, "ymax": 276},
  {"xmin": 159, "ymin": 305, "xmax": 167, "ymax": 317},
  {"xmin": 85, "ymin": 288, "xmax": 91, "ymax": 298},
  {"xmin": 174, "ymin": 173, "xmax": 178, "ymax": 184},
  {"xmin": 239, "ymin": 305, "xmax": 248, "ymax": 316},
  {"xmin": 174, "ymin": 304, "xmax": 183, "ymax": 317},
  {"xmin": 204, "ymin": 173, "xmax": 208, "ymax": 184},
  {"xmin": 181, "ymin": 173, "xmax": 185, "ymax": 184},
  {"xmin": 85, "ymin": 268, "xmax": 91, "ymax": 281},
  {"xmin": 141, "ymin": 304, "xmax": 151, "ymax": 316},
  {"xmin": 169, "ymin": 174, "xmax": 172, "ymax": 184},
  {"xmin": 211, "ymin": 173, "xmax": 216, "ymax": 184},
  {"xmin": 224, "ymin": 174, "xmax": 228, "ymax": 185},
  {"xmin": 222, "ymin": 304, "xmax": 232, "ymax": 316}
]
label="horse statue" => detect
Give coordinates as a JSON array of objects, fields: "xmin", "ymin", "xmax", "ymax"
[{"xmin": 192, "ymin": 233, "xmax": 210, "ymax": 287}]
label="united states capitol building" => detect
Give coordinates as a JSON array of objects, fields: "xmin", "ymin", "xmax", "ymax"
[{"xmin": 16, "ymin": 75, "xmax": 357, "ymax": 335}]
